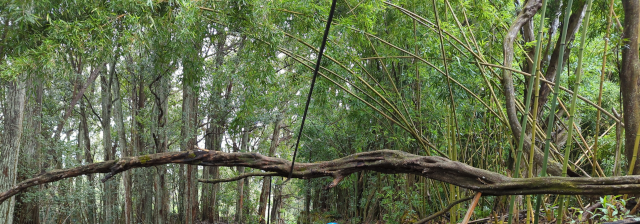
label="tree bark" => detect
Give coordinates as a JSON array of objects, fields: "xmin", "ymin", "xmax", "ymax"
[
  {"xmin": 200, "ymin": 32, "xmax": 230, "ymax": 223},
  {"xmin": 151, "ymin": 67, "xmax": 171, "ymax": 224},
  {"xmin": 114, "ymin": 73, "xmax": 132, "ymax": 224},
  {"xmin": 259, "ymin": 118, "xmax": 282, "ymax": 223},
  {"xmin": 621, "ymin": 0, "xmax": 640, "ymax": 174},
  {"xmin": 130, "ymin": 71, "xmax": 152, "ymax": 223},
  {"xmin": 181, "ymin": 43, "xmax": 201, "ymax": 224},
  {"xmin": 0, "ymin": 79, "xmax": 27, "ymax": 224},
  {"xmin": 236, "ymin": 130, "xmax": 249, "ymax": 222},
  {"xmin": 101, "ymin": 63, "xmax": 118, "ymax": 222},
  {"xmin": 7, "ymin": 149, "xmax": 640, "ymax": 208},
  {"xmin": 270, "ymin": 177, "xmax": 283, "ymax": 223},
  {"xmin": 13, "ymin": 78, "xmax": 39, "ymax": 224},
  {"xmin": 80, "ymin": 96, "xmax": 96, "ymax": 223}
]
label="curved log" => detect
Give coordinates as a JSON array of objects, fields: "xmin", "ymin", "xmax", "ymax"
[{"xmin": 3, "ymin": 149, "xmax": 640, "ymax": 204}]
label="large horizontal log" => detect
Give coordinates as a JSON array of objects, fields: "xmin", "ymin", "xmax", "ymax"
[{"xmin": 2, "ymin": 149, "xmax": 640, "ymax": 204}]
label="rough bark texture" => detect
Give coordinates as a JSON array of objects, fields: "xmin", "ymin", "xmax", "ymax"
[
  {"xmin": 200, "ymin": 32, "xmax": 228, "ymax": 223},
  {"xmin": 101, "ymin": 63, "xmax": 118, "ymax": 223},
  {"xmin": 113, "ymin": 73, "xmax": 132, "ymax": 224},
  {"xmin": 201, "ymin": 121, "xmax": 222, "ymax": 222},
  {"xmin": 7, "ymin": 149, "xmax": 640, "ymax": 207},
  {"xmin": 14, "ymin": 78, "xmax": 42, "ymax": 224},
  {"xmin": 259, "ymin": 118, "xmax": 282, "ymax": 223},
  {"xmin": 270, "ymin": 176, "xmax": 283, "ymax": 223},
  {"xmin": 235, "ymin": 130, "xmax": 249, "ymax": 222},
  {"xmin": 0, "ymin": 80, "xmax": 27, "ymax": 224},
  {"xmin": 131, "ymin": 72, "xmax": 153, "ymax": 223},
  {"xmin": 80, "ymin": 97, "xmax": 97, "ymax": 223},
  {"xmin": 151, "ymin": 65, "xmax": 170, "ymax": 224},
  {"xmin": 182, "ymin": 38, "xmax": 201, "ymax": 223},
  {"xmin": 621, "ymin": 0, "xmax": 640, "ymax": 174}
]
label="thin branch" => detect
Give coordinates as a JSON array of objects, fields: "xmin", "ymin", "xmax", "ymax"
[
  {"xmin": 415, "ymin": 195, "xmax": 476, "ymax": 224},
  {"xmin": 83, "ymin": 94, "xmax": 102, "ymax": 124},
  {"xmin": 199, "ymin": 172, "xmax": 278, "ymax": 184}
]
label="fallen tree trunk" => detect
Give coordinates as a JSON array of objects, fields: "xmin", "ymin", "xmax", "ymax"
[{"xmin": 2, "ymin": 149, "xmax": 640, "ymax": 204}]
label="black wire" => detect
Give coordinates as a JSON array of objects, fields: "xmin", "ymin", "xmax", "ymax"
[{"xmin": 288, "ymin": 0, "xmax": 338, "ymax": 180}]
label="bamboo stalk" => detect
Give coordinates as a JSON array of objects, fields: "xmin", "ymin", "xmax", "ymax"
[
  {"xmin": 461, "ymin": 192, "xmax": 483, "ymax": 224},
  {"xmin": 557, "ymin": 0, "xmax": 593, "ymax": 222},
  {"xmin": 593, "ymin": 0, "xmax": 617, "ymax": 178}
]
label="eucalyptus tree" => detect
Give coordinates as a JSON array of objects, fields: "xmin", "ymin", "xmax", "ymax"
[{"xmin": 0, "ymin": 2, "xmax": 35, "ymax": 222}]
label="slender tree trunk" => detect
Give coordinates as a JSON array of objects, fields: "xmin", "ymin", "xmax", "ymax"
[
  {"xmin": 304, "ymin": 180, "xmax": 311, "ymax": 224},
  {"xmin": 131, "ymin": 74, "xmax": 152, "ymax": 223},
  {"xmin": 243, "ymin": 167, "xmax": 252, "ymax": 217},
  {"xmin": 200, "ymin": 33, "xmax": 229, "ymax": 223},
  {"xmin": 621, "ymin": 0, "xmax": 640, "ymax": 174},
  {"xmin": 201, "ymin": 122, "xmax": 222, "ymax": 222},
  {"xmin": 13, "ymin": 79, "xmax": 40, "ymax": 224},
  {"xmin": 270, "ymin": 177, "xmax": 283, "ymax": 223},
  {"xmin": 151, "ymin": 69, "xmax": 170, "ymax": 224},
  {"xmin": 0, "ymin": 79, "xmax": 27, "ymax": 224},
  {"xmin": 182, "ymin": 50, "xmax": 201, "ymax": 224},
  {"xmin": 258, "ymin": 118, "xmax": 282, "ymax": 223},
  {"xmin": 114, "ymin": 73, "xmax": 132, "ymax": 224},
  {"xmin": 80, "ymin": 97, "xmax": 96, "ymax": 223},
  {"xmin": 200, "ymin": 117, "xmax": 226, "ymax": 222},
  {"xmin": 236, "ymin": 130, "xmax": 250, "ymax": 223},
  {"xmin": 101, "ymin": 64, "xmax": 118, "ymax": 222}
]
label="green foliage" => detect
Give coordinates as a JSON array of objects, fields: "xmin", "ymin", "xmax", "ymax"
[{"xmin": 593, "ymin": 196, "xmax": 636, "ymax": 222}]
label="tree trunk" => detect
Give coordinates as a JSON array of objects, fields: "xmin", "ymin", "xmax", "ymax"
[
  {"xmin": 114, "ymin": 73, "xmax": 132, "ymax": 224},
  {"xmin": 258, "ymin": 118, "xmax": 282, "ymax": 223},
  {"xmin": 151, "ymin": 67, "xmax": 171, "ymax": 224},
  {"xmin": 236, "ymin": 130, "xmax": 250, "ymax": 223},
  {"xmin": 621, "ymin": 0, "xmax": 640, "ymax": 174},
  {"xmin": 243, "ymin": 168, "xmax": 252, "ymax": 218},
  {"xmin": 270, "ymin": 177, "xmax": 283, "ymax": 223},
  {"xmin": 0, "ymin": 79, "xmax": 27, "ymax": 224},
  {"xmin": 200, "ymin": 32, "xmax": 229, "ymax": 223},
  {"xmin": 201, "ymin": 117, "xmax": 225, "ymax": 222},
  {"xmin": 101, "ymin": 64, "xmax": 119, "ymax": 222},
  {"xmin": 304, "ymin": 180, "xmax": 311, "ymax": 224},
  {"xmin": 80, "ymin": 96, "xmax": 96, "ymax": 223},
  {"xmin": 131, "ymin": 74, "xmax": 152, "ymax": 223},
  {"xmin": 13, "ymin": 78, "xmax": 40, "ymax": 224},
  {"xmin": 182, "ymin": 50, "xmax": 201, "ymax": 224}
]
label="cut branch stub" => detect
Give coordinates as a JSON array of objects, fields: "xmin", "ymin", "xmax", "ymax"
[{"xmin": 3, "ymin": 149, "xmax": 640, "ymax": 205}]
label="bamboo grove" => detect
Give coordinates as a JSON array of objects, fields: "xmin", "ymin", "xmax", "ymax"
[{"xmin": 0, "ymin": 0, "xmax": 638, "ymax": 223}]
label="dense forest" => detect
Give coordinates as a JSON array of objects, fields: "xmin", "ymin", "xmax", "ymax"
[{"xmin": 0, "ymin": 0, "xmax": 639, "ymax": 223}]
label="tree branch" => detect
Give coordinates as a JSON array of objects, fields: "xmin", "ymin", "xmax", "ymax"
[
  {"xmin": 415, "ymin": 195, "xmax": 475, "ymax": 224},
  {"xmin": 3, "ymin": 149, "xmax": 640, "ymax": 205},
  {"xmin": 501, "ymin": 0, "xmax": 578, "ymax": 177}
]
